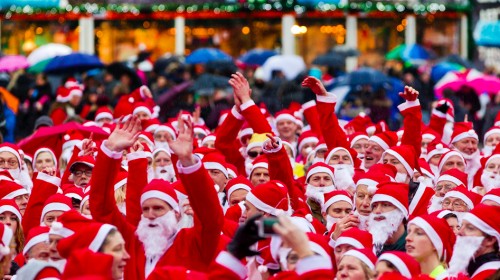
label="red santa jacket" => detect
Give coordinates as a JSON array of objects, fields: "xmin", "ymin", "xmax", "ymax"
[
  {"xmin": 90, "ymin": 143, "xmax": 224, "ymax": 280},
  {"xmin": 124, "ymin": 151, "xmax": 148, "ymax": 227}
]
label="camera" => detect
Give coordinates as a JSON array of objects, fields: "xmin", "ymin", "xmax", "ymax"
[{"xmin": 256, "ymin": 217, "xmax": 279, "ymax": 238}]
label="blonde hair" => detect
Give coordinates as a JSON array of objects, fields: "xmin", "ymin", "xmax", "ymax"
[{"xmin": 114, "ymin": 184, "xmax": 127, "ymax": 205}]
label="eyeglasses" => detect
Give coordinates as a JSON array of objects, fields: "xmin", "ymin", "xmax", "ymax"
[
  {"xmin": 73, "ymin": 170, "xmax": 92, "ymax": 177},
  {"xmin": 442, "ymin": 199, "xmax": 467, "ymax": 210},
  {"xmin": 247, "ymin": 151, "xmax": 264, "ymax": 158},
  {"xmin": 0, "ymin": 159, "xmax": 18, "ymax": 168},
  {"xmin": 435, "ymin": 184, "xmax": 454, "ymax": 193}
]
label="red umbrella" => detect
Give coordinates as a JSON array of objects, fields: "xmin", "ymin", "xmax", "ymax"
[{"xmin": 17, "ymin": 122, "xmax": 109, "ymax": 159}]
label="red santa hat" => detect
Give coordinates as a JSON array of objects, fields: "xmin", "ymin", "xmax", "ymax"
[
  {"xmin": 0, "ymin": 199, "xmax": 21, "ymax": 222},
  {"xmin": 132, "ymin": 102, "xmax": 153, "ymax": 118},
  {"xmin": 433, "ymin": 98, "xmax": 455, "ymax": 122},
  {"xmin": 356, "ymin": 163, "xmax": 397, "ymax": 193},
  {"xmin": 141, "ymin": 118, "xmax": 160, "ymax": 133},
  {"xmin": 422, "ymin": 127, "xmax": 439, "ymax": 142},
  {"xmin": 155, "ymin": 124, "xmax": 177, "ymax": 141},
  {"xmin": 382, "ymin": 145, "xmax": 418, "ymax": 177},
  {"xmin": 250, "ymin": 155, "xmax": 269, "ymax": 177},
  {"xmin": 482, "ymin": 152, "xmax": 500, "ymax": 169},
  {"xmin": 378, "ymin": 251, "xmax": 421, "ymax": 279},
  {"xmin": 64, "ymin": 77, "xmax": 82, "ymax": 89},
  {"xmin": 371, "ymin": 182, "xmax": 409, "ymax": 217},
  {"xmin": 369, "ymin": 131, "xmax": 399, "ymax": 151},
  {"xmin": 425, "ymin": 141, "xmax": 450, "ymax": 162},
  {"xmin": 0, "ymin": 143, "xmax": 22, "ymax": 167},
  {"xmin": 450, "ymin": 122, "xmax": 478, "ymax": 144},
  {"xmin": 22, "ymin": 153, "xmax": 33, "ymax": 165},
  {"xmin": 113, "ymin": 171, "xmax": 128, "ymax": 191},
  {"xmin": 274, "ymin": 109, "xmax": 296, "ymax": 124},
  {"xmin": 238, "ymin": 123, "xmax": 254, "ymax": 144},
  {"xmin": 305, "ymin": 232, "xmax": 333, "ymax": 262},
  {"xmin": 436, "ymin": 168, "xmax": 468, "ymax": 187},
  {"xmin": 481, "ymin": 188, "xmax": 500, "ymax": 205},
  {"xmin": 349, "ymin": 132, "xmax": 369, "ymax": 148},
  {"xmin": 408, "ymin": 215, "xmax": 456, "ymax": 263},
  {"xmin": 324, "ymin": 147, "xmax": 355, "ymax": 166},
  {"xmin": 141, "ymin": 179, "xmax": 179, "ymax": 212},
  {"xmin": 50, "ymin": 210, "xmax": 92, "ymax": 238},
  {"xmin": 201, "ymin": 134, "xmax": 216, "ymax": 147},
  {"xmin": 0, "ymin": 180, "xmax": 29, "ymax": 200},
  {"xmin": 202, "ymin": 152, "xmax": 228, "ymax": 178},
  {"xmin": 226, "ymin": 176, "xmax": 253, "ymax": 201},
  {"xmin": 462, "ymin": 204, "xmax": 500, "ymax": 244},
  {"xmin": 62, "ymin": 130, "xmax": 84, "ymax": 151},
  {"xmin": 94, "ymin": 107, "xmax": 114, "ymax": 123},
  {"xmin": 343, "ymin": 248, "xmax": 377, "ymax": 270},
  {"xmin": 297, "ymin": 131, "xmax": 319, "ymax": 153},
  {"xmin": 345, "ymin": 112, "xmax": 373, "ymax": 133},
  {"xmin": 57, "ymin": 221, "xmax": 116, "ymax": 259},
  {"xmin": 41, "ymin": 194, "xmax": 73, "ymax": 224},
  {"xmin": 152, "ymin": 147, "xmax": 171, "ymax": 159},
  {"xmin": 437, "ymin": 150, "xmax": 465, "ymax": 175},
  {"xmin": 61, "ymin": 249, "xmax": 113, "ymax": 279},
  {"xmin": 33, "ymin": 147, "xmax": 58, "ymax": 171},
  {"xmin": 0, "ymin": 224, "xmax": 12, "ymax": 257},
  {"xmin": 418, "ymin": 158, "xmax": 435, "ymax": 180},
  {"xmin": 443, "ymin": 186, "xmax": 481, "ymax": 210},
  {"xmin": 226, "ymin": 163, "xmax": 238, "ymax": 178},
  {"xmin": 56, "ymin": 85, "xmax": 82, "ymax": 103},
  {"xmin": 23, "ymin": 226, "xmax": 50, "ymax": 256},
  {"xmin": 193, "ymin": 125, "xmax": 210, "ymax": 138},
  {"xmin": 217, "ymin": 109, "xmax": 230, "ymax": 126},
  {"xmin": 69, "ymin": 155, "xmax": 95, "ymax": 173},
  {"xmin": 138, "ymin": 132, "xmax": 155, "ymax": 150},
  {"xmin": 306, "ymin": 162, "xmax": 334, "ymax": 183},
  {"xmin": 334, "ymin": 227, "xmax": 373, "ymax": 250},
  {"xmin": 483, "ymin": 126, "xmax": 500, "ymax": 144},
  {"xmin": 322, "ymin": 190, "xmax": 352, "ymax": 214},
  {"xmin": 245, "ymin": 180, "xmax": 290, "ymax": 216},
  {"xmin": 63, "ymin": 186, "xmax": 85, "ymax": 201}
]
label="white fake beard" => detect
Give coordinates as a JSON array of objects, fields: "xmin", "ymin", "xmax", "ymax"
[
  {"xmin": 447, "ymin": 236, "xmax": 484, "ymax": 277},
  {"xmin": 154, "ymin": 141, "xmax": 170, "ymax": 150},
  {"xmin": 17, "ymin": 168, "xmax": 33, "ymax": 190},
  {"xmin": 154, "ymin": 165, "xmax": 176, "ymax": 182},
  {"xmin": 117, "ymin": 202, "xmax": 126, "ymax": 215},
  {"xmin": 395, "ymin": 172, "xmax": 408, "ymax": 183},
  {"xmin": 480, "ymin": 170, "xmax": 500, "ymax": 192},
  {"xmin": 177, "ymin": 213, "xmax": 194, "ymax": 230},
  {"xmin": 1, "ymin": 168, "xmax": 20, "ymax": 180},
  {"xmin": 368, "ymin": 209, "xmax": 405, "ymax": 252},
  {"xmin": 48, "ymin": 258, "xmax": 67, "ymax": 273},
  {"xmin": 305, "ymin": 184, "xmax": 336, "ymax": 205},
  {"xmin": 357, "ymin": 153, "xmax": 365, "ymax": 160},
  {"xmin": 333, "ymin": 164, "xmax": 355, "ymax": 191},
  {"xmin": 278, "ymin": 247, "xmax": 292, "ymax": 271},
  {"xmin": 357, "ymin": 213, "xmax": 370, "ymax": 230},
  {"xmin": 428, "ymin": 196, "xmax": 444, "ymax": 214},
  {"xmin": 326, "ymin": 215, "xmax": 339, "ymax": 231},
  {"xmin": 147, "ymin": 166, "xmax": 154, "ymax": 183},
  {"xmin": 245, "ymin": 158, "xmax": 253, "ymax": 177},
  {"xmin": 482, "ymin": 145, "xmax": 494, "ymax": 157},
  {"xmin": 450, "ymin": 211, "xmax": 466, "ymax": 225},
  {"xmin": 430, "ymin": 164, "xmax": 440, "ymax": 178},
  {"xmin": 460, "ymin": 149, "xmax": 480, "ymax": 161},
  {"xmin": 136, "ymin": 211, "xmax": 178, "ymax": 259}
]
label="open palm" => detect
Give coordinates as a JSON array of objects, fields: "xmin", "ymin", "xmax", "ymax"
[{"xmin": 106, "ymin": 116, "xmax": 142, "ymax": 152}]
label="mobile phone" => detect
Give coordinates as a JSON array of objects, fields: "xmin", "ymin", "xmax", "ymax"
[{"xmin": 256, "ymin": 217, "xmax": 279, "ymax": 238}]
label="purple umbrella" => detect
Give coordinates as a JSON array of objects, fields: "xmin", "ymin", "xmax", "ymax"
[
  {"xmin": 157, "ymin": 81, "xmax": 193, "ymax": 106},
  {"xmin": 0, "ymin": 55, "xmax": 29, "ymax": 72}
]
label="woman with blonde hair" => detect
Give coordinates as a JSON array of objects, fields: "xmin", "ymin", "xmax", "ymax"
[
  {"xmin": 0, "ymin": 200, "xmax": 24, "ymax": 256},
  {"xmin": 337, "ymin": 248, "xmax": 376, "ymax": 280}
]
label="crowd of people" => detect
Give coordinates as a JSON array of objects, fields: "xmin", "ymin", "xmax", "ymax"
[{"xmin": 0, "ymin": 65, "xmax": 497, "ymax": 280}]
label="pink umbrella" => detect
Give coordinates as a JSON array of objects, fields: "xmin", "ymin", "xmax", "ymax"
[
  {"xmin": 0, "ymin": 55, "xmax": 29, "ymax": 72},
  {"xmin": 435, "ymin": 69, "xmax": 500, "ymax": 98}
]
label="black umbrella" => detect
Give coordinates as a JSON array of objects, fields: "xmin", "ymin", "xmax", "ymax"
[
  {"xmin": 330, "ymin": 46, "xmax": 360, "ymax": 57},
  {"xmin": 205, "ymin": 60, "xmax": 238, "ymax": 76},
  {"xmin": 106, "ymin": 62, "xmax": 143, "ymax": 91},
  {"xmin": 190, "ymin": 73, "xmax": 230, "ymax": 96},
  {"xmin": 312, "ymin": 53, "xmax": 346, "ymax": 67},
  {"xmin": 157, "ymin": 81, "xmax": 193, "ymax": 107},
  {"xmin": 153, "ymin": 56, "xmax": 184, "ymax": 74}
]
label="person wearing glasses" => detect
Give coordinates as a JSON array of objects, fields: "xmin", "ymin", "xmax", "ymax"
[
  {"xmin": 428, "ymin": 168, "xmax": 468, "ymax": 213},
  {"xmin": 68, "ymin": 156, "xmax": 95, "ymax": 188},
  {"xmin": 441, "ymin": 186, "xmax": 481, "ymax": 223}
]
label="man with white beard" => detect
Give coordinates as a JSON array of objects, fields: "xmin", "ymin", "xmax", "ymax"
[
  {"xmin": 0, "ymin": 143, "xmax": 33, "ymax": 190},
  {"xmin": 90, "ymin": 115, "xmax": 223, "ymax": 279},
  {"xmin": 477, "ymin": 153, "xmax": 500, "ymax": 195},
  {"xmin": 445, "ymin": 204, "xmax": 500, "ymax": 279},
  {"xmin": 152, "ymin": 147, "xmax": 176, "ymax": 182},
  {"xmin": 428, "ymin": 168, "xmax": 468, "ymax": 213},
  {"xmin": 449, "ymin": 121, "xmax": 481, "ymax": 186},
  {"xmin": 321, "ymin": 190, "xmax": 353, "ymax": 232},
  {"xmin": 324, "ymin": 147, "xmax": 356, "ymax": 193},
  {"xmin": 368, "ymin": 182, "xmax": 409, "ymax": 256},
  {"xmin": 303, "ymin": 162, "xmax": 336, "ymax": 223}
]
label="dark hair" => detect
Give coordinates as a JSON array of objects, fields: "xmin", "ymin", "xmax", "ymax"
[
  {"xmin": 98, "ymin": 228, "xmax": 118, "ymax": 253},
  {"xmin": 443, "ymin": 212, "xmax": 458, "ymax": 219}
]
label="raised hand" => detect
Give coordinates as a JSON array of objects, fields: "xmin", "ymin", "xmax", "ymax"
[
  {"xmin": 129, "ymin": 140, "xmax": 144, "ymax": 153},
  {"xmin": 81, "ymin": 133, "xmax": 96, "ymax": 156},
  {"xmin": 141, "ymin": 86, "xmax": 153, "ymax": 99},
  {"xmin": 301, "ymin": 76, "xmax": 327, "ymax": 96},
  {"xmin": 167, "ymin": 113, "xmax": 195, "ymax": 166},
  {"xmin": 228, "ymin": 72, "xmax": 251, "ymax": 104},
  {"xmin": 263, "ymin": 134, "xmax": 279, "ymax": 151},
  {"xmin": 399, "ymin": 86, "xmax": 419, "ymax": 102},
  {"xmin": 331, "ymin": 214, "xmax": 359, "ymax": 240},
  {"xmin": 105, "ymin": 116, "xmax": 142, "ymax": 152},
  {"xmin": 41, "ymin": 166, "xmax": 57, "ymax": 177}
]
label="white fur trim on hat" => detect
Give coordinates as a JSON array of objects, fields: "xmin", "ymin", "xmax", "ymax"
[
  {"xmin": 438, "ymin": 151, "xmax": 465, "ymax": 174},
  {"xmin": 350, "ymin": 135, "xmax": 369, "ymax": 148},
  {"xmin": 485, "ymin": 154, "xmax": 500, "ymax": 168},
  {"xmin": 436, "ymin": 175, "xmax": 463, "ymax": 187},
  {"xmin": 369, "ymin": 135, "xmax": 390, "ymax": 151},
  {"xmin": 325, "ymin": 147, "xmax": 353, "ymax": 166},
  {"xmin": 114, "ymin": 178, "xmax": 127, "ymax": 191},
  {"xmin": 41, "ymin": 203, "xmax": 71, "ymax": 224},
  {"xmin": 89, "ymin": 224, "xmax": 116, "ymax": 252},
  {"xmin": 298, "ymin": 137, "xmax": 319, "ymax": 153},
  {"xmin": 203, "ymin": 162, "xmax": 228, "ymax": 178},
  {"xmin": 22, "ymin": 232, "xmax": 49, "ymax": 255},
  {"xmin": 250, "ymin": 162, "xmax": 268, "ymax": 174},
  {"xmin": 275, "ymin": 113, "xmax": 296, "ymax": 124},
  {"xmin": 371, "ymin": 194, "xmax": 408, "ymax": 217},
  {"xmin": 155, "ymin": 125, "xmax": 177, "ymax": 140},
  {"xmin": 409, "ymin": 217, "xmax": 443, "ymax": 259},
  {"xmin": 306, "ymin": 166, "xmax": 334, "ymax": 183},
  {"xmin": 133, "ymin": 106, "xmax": 152, "ymax": 117},
  {"xmin": 444, "ymin": 190, "xmax": 474, "ymax": 210},
  {"xmin": 227, "ymin": 184, "xmax": 252, "ymax": 201},
  {"xmin": 4, "ymin": 188, "xmax": 29, "ymax": 200},
  {"xmin": 463, "ymin": 212, "xmax": 500, "ymax": 244},
  {"xmin": 245, "ymin": 192, "xmax": 289, "ymax": 217},
  {"xmin": 201, "ymin": 135, "xmax": 216, "ymax": 146},
  {"xmin": 335, "ymin": 237, "xmax": 363, "ymax": 249},
  {"xmin": 0, "ymin": 147, "xmax": 21, "ymax": 168},
  {"xmin": 49, "ymin": 223, "xmax": 74, "ymax": 238},
  {"xmin": 422, "ymin": 133, "xmax": 436, "ymax": 140},
  {"xmin": 484, "ymin": 128, "xmax": 500, "ymax": 143},
  {"xmin": 322, "ymin": 194, "xmax": 353, "ymax": 213},
  {"xmin": 383, "ymin": 149, "xmax": 414, "ymax": 177},
  {"xmin": 0, "ymin": 205, "xmax": 21, "ymax": 222},
  {"xmin": 481, "ymin": 194, "xmax": 500, "ymax": 205},
  {"xmin": 356, "ymin": 178, "xmax": 378, "ymax": 188},
  {"xmin": 451, "ymin": 129, "xmax": 478, "ymax": 144},
  {"xmin": 378, "ymin": 253, "xmax": 412, "ymax": 279},
  {"xmin": 95, "ymin": 112, "xmax": 113, "ymax": 122},
  {"xmin": 141, "ymin": 190, "xmax": 179, "ymax": 212},
  {"xmin": 344, "ymin": 249, "xmax": 375, "ymax": 270}
]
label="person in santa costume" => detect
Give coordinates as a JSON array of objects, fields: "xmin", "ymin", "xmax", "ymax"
[
  {"xmin": 321, "ymin": 190, "xmax": 353, "ymax": 233},
  {"xmin": 49, "ymin": 78, "xmax": 83, "ymax": 125},
  {"xmin": 375, "ymin": 251, "xmax": 421, "ymax": 279},
  {"xmin": 481, "ymin": 126, "xmax": 500, "ymax": 157},
  {"xmin": 0, "ymin": 143, "xmax": 33, "ymax": 190},
  {"xmin": 331, "ymin": 227, "xmax": 373, "ymax": 265},
  {"xmin": 475, "ymin": 150, "xmax": 500, "ymax": 195},
  {"xmin": 32, "ymin": 147, "xmax": 57, "ymax": 173},
  {"xmin": 449, "ymin": 121, "xmax": 481, "ymax": 186},
  {"xmin": 0, "ymin": 224, "xmax": 14, "ymax": 279},
  {"xmin": 152, "ymin": 147, "xmax": 176, "ymax": 182},
  {"xmin": 336, "ymin": 248, "xmax": 376, "ymax": 280},
  {"xmin": 89, "ymin": 115, "xmax": 223, "ymax": 279},
  {"xmin": 0, "ymin": 199, "xmax": 23, "ymax": 258},
  {"xmin": 17, "ymin": 226, "xmax": 50, "ymax": 266},
  {"xmin": 303, "ymin": 162, "xmax": 335, "ymax": 222}
]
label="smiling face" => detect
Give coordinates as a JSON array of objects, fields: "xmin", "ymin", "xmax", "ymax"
[
  {"xmin": 364, "ymin": 141, "xmax": 384, "ymax": 169},
  {"xmin": 453, "ymin": 137, "xmax": 478, "ymax": 156},
  {"xmin": 101, "ymin": 231, "xmax": 130, "ymax": 280}
]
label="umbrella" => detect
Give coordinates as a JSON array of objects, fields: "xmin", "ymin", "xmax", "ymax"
[
  {"xmin": 0, "ymin": 87, "xmax": 19, "ymax": 114},
  {"xmin": 44, "ymin": 53, "xmax": 104, "ymax": 74},
  {"xmin": 190, "ymin": 73, "xmax": 230, "ymax": 95},
  {"xmin": 106, "ymin": 62, "xmax": 143, "ymax": 91},
  {"xmin": 260, "ymin": 55, "xmax": 306, "ymax": 82},
  {"xmin": 17, "ymin": 122, "xmax": 109, "ymax": 159},
  {"xmin": 434, "ymin": 69, "xmax": 500, "ymax": 98},
  {"xmin": 431, "ymin": 62, "xmax": 465, "ymax": 82},
  {"xmin": 331, "ymin": 45, "xmax": 360, "ymax": 57},
  {"xmin": 386, "ymin": 44, "xmax": 431, "ymax": 64},
  {"xmin": 441, "ymin": 54, "xmax": 474, "ymax": 69},
  {"xmin": 27, "ymin": 43, "xmax": 72, "ymax": 66},
  {"xmin": 153, "ymin": 55, "xmax": 184, "ymax": 74},
  {"xmin": 0, "ymin": 55, "xmax": 29, "ymax": 72},
  {"xmin": 312, "ymin": 53, "xmax": 346, "ymax": 67},
  {"xmin": 185, "ymin": 48, "xmax": 232, "ymax": 64},
  {"xmin": 334, "ymin": 67, "xmax": 392, "ymax": 89},
  {"xmin": 473, "ymin": 20, "xmax": 500, "ymax": 47},
  {"xmin": 28, "ymin": 58, "xmax": 53, "ymax": 74},
  {"xmin": 157, "ymin": 81, "xmax": 193, "ymax": 107},
  {"xmin": 237, "ymin": 49, "xmax": 277, "ymax": 68},
  {"xmin": 205, "ymin": 60, "xmax": 238, "ymax": 76}
]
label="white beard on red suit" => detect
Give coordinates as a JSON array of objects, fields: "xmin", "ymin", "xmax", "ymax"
[
  {"xmin": 332, "ymin": 164, "xmax": 355, "ymax": 191},
  {"xmin": 459, "ymin": 149, "xmax": 481, "ymax": 174},
  {"xmin": 482, "ymin": 145, "xmax": 494, "ymax": 157},
  {"xmin": 147, "ymin": 166, "xmax": 155, "ymax": 183},
  {"xmin": 48, "ymin": 258, "xmax": 67, "ymax": 273},
  {"xmin": 245, "ymin": 158, "xmax": 253, "ymax": 177},
  {"xmin": 177, "ymin": 212, "xmax": 194, "ymax": 230},
  {"xmin": 394, "ymin": 172, "xmax": 408, "ymax": 183},
  {"xmin": 446, "ymin": 236, "xmax": 484, "ymax": 277},
  {"xmin": 428, "ymin": 195, "xmax": 444, "ymax": 213},
  {"xmin": 480, "ymin": 170, "xmax": 500, "ymax": 192},
  {"xmin": 154, "ymin": 165, "xmax": 176, "ymax": 182},
  {"xmin": 326, "ymin": 215, "xmax": 339, "ymax": 231},
  {"xmin": 305, "ymin": 184, "xmax": 336, "ymax": 205},
  {"xmin": 136, "ymin": 210, "xmax": 178, "ymax": 259},
  {"xmin": 368, "ymin": 209, "xmax": 405, "ymax": 253}
]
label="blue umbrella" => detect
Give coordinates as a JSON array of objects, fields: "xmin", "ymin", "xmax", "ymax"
[
  {"xmin": 44, "ymin": 53, "xmax": 104, "ymax": 74},
  {"xmin": 185, "ymin": 48, "xmax": 232, "ymax": 64},
  {"xmin": 237, "ymin": 49, "xmax": 277, "ymax": 67},
  {"xmin": 473, "ymin": 21, "xmax": 500, "ymax": 47},
  {"xmin": 431, "ymin": 62, "xmax": 465, "ymax": 82},
  {"xmin": 401, "ymin": 44, "xmax": 431, "ymax": 62},
  {"xmin": 335, "ymin": 67, "xmax": 392, "ymax": 89}
]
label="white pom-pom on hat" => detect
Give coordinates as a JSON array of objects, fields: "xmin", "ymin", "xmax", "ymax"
[
  {"xmin": 51, "ymin": 221, "xmax": 63, "ymax": 230},
  {"xmin": 128, "ymin": 97, "xmax": 135, "ymax": 103},
  {"xmin": 436, "ymin": 144, "xmax": 443, "ymax": 150},
  {"xmin": 367, "ymin": 185, "xmax": 378, "ymax": 194},
  {"xmin": 274, "ymin": 209, "xmax": 285, "ymax": 216},
  {"xmin": 305, "ymin": 213, "xmax": 313, "ymax": 222},
  {"xmin": 64, "ymin": 134, "xmax": 70, "ymax": 141},
  {"xmin": 258, "ymin": 265, "xmax": 268, "ymax": 273}
]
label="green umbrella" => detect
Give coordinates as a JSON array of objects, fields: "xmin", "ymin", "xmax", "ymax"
[
  {"xmin": 385, "ymin": 44, "xmax": 406, "ymax": 60},
  {"xmin": 28, "ymin": 58, "xmax": 52, "ymax": 74}
]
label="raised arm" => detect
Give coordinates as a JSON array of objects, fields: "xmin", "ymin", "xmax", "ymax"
[
  {"xmin": 398, "ymin": 86, "xmax": 423, "ymax": 159},
  {"xmin": 168, "ymin": 116, "xmax": 224, "ymax": 263},
  {"xmin": 302, "ymin": 100, "xmax": 323, "ymax": 138},
  {"xmin": 213, "ymin": 107, "xmax": 246, "ymax": 175},
  {"xmin": 125, "ymin": 141, "xmax": 149, "ymax": 227}
]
